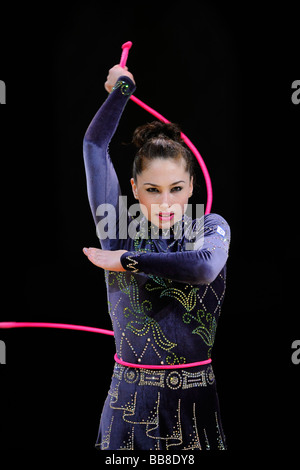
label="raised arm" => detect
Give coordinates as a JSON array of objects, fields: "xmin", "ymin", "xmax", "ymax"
[{"xmin": 83, "ymin": 66, "xmax": 136, "ymax": 249}]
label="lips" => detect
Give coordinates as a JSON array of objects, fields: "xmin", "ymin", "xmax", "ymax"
[{"xmin": 158, "ymin": 212, "xmax": 175, "ymax": 221}]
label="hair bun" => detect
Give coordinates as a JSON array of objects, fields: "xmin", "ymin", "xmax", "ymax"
[{"xmin": 132, "ymin": 121, "xmax": 182, "ymax": 148}]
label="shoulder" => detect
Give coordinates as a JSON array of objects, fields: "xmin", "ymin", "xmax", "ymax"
[
  {"xmin": 184, "ymin": 214, "xmax": 231, "ymax": 249},
  {"xmin": 203, "ymin": 213, "xmax": 230, "ymax": 239},
  {"xmin": 182, "ymin": 213, "xmax": 230, "ymax": 251},
  {"xmin": 186, "ymin": 213, "xmax": 230, "ymax": 236}
]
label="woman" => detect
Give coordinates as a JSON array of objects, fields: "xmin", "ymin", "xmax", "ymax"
[{"xmin": 83, "ymin": 65, "xmax": 230, "ymax": 450}]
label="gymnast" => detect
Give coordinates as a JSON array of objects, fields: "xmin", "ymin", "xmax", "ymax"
[{"xmin": 82, "ymin": 63, "xmax": 230, "ymax": 450}]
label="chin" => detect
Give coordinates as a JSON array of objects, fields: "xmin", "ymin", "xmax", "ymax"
[{"xmin": 153, "ymin": 213, "xmax": 180, "ymax": 229}]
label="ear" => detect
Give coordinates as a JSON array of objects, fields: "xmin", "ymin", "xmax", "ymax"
[{"xmin": 130, "ymin": 178, "xmax": 139, "ymax": 199}]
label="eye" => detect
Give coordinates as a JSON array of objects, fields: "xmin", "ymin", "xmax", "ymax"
[
  {"xmin": 146, "ymin": 187, "xmax": 159, "ymax": 193},
  {"xmin": 171, "ymin": 186, "xmax": 183, "ymax": 192}
]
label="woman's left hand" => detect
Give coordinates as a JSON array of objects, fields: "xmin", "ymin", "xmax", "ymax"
[{"xmin": 83, "ymin": 247, "xmax": 127, "ymax": 272}]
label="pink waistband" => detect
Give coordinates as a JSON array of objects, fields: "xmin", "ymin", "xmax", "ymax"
[{"xmin": 114, "ymin": 353, "xmax": 211, "ymax": 370}]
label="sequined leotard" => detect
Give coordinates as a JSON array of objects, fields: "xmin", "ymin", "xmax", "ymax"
[{"xmin": 83, "ymin": 76, "xmax": 230, "ymax": 450}]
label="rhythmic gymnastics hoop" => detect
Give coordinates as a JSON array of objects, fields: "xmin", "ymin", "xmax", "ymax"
[{"xmin": 0, "ymin": 41, "xmax": 213, "ymax": 340}]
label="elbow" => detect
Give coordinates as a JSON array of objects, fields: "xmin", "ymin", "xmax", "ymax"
[
  {"xmin": 83, "ymin": 129, "xmax": 98, "ymax": 152},
  {"xmin": 82, "ymin": 137, "xmax": 102, "ymax": 165},
  {"xmin": 83, "ymin": 136, "xmax": 90, "ymax": 158},
  {"xmin": 188, "ymin": 251, "xmax": 227, "ymax": 285},
  {"xmin": 83, "ymin": 116, "xmax": 108, "ymax": 151},
  {"xmin": 83, "ymin": 128, "xmax": 91, "ymax": 145},
  {"xmin": 83, "ymin": 135, "xmax": 93, "ymax": 154},
  {"xmin": 190, "ymin": 250, "xmax": 228, "ymax": 285},
  {"xmin": 188, "ymin": 264, "xmax": 219, "ymax": 285},
  {"xmin": 83, "ymin": 122, "xmax": 98, "ymax": 145},
  {"xmin": 199, "ymin": 265, "xmax": 220, "ymax": 285}
]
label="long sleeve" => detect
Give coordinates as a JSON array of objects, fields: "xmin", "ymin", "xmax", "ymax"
[
  {"xmin": 83, "ymin": 76, "xmax": 136, "ymax": 250},
  {"xmin": 120, "ymin": 214, "xmax": 230, "ymax": 285}
]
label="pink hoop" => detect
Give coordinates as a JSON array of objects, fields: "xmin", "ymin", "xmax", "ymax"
[
  {"xmin": 0, "ymin": 322, "xmax": 114, "ymax": 335},
  {"xmin": 114, "ymin": 353, "xmax": 211, "ymax": 370},
  {"xmin": 120, "ymin": 41, "xmax": 213, "ymax": 215},
  {"xmin": 0, "ymin": 42, "xmax": 214, "ymax": 339}
]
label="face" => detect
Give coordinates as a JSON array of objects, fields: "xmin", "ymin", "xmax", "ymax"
[{"xmin": 131, "ymin": 157, "xmax": 193, "ymax": 229}]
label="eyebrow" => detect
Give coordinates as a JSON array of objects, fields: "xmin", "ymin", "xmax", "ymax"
[{"xmin": 143, "ymin": 180, "xmax": 186, "ymax": 186}]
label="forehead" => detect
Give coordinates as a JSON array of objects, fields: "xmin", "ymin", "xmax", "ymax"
[{"xmin": 138, "ymin": 157, "xmax": 188, "ymax": 182}]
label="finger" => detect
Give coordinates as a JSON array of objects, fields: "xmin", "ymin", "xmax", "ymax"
[
  {"xmin": 83, "ymin": 247, "xmax": 99, "ymax": 255},
  {"xmin": 88, "ymin": 248, "xmax": 104, "ymax": 262},
  {"xmin": 84, "ymin": 251, "xmax": 101, "ymax": 266}
]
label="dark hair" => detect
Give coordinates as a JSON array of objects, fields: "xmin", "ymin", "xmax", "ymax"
[{"xmin": 132, "ymin": 121, "xmax": 195, "ymax": 182}]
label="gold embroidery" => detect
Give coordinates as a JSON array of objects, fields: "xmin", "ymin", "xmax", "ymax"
[{"xmin": 126, "ymin": 255, "xmax": 139, "ymax": 273}]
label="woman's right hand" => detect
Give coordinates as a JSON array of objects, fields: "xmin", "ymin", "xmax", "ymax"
[{"xmin": 104, "ymin": 65, "xmax": 135, "ymax": 93}]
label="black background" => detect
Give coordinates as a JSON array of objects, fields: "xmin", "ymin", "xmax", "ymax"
[{"xmin": 0, "ymin": 0, "xmax": 299, "ymax": 455}]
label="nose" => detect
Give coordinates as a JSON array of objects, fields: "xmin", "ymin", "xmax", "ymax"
[{"xmin": 159, "ymin": 192, "xmax": 171, "ymax": 209}]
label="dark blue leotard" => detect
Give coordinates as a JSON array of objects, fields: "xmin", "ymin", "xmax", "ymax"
[{"xmin": 83, "ymin": 76, "xmax": 230, "ymax": 450}]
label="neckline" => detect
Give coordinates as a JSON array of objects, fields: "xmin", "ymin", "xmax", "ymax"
[{"xmin": 147, "ymin": 216, "xmax": 184, "ymax": 240}]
